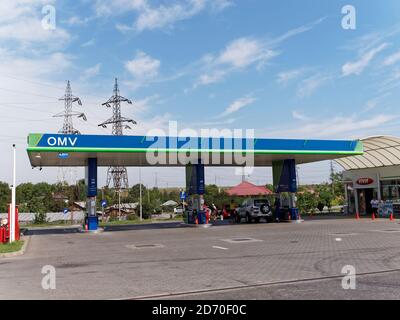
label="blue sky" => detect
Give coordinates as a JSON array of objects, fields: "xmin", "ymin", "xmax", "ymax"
[{"xmin": 1, "ymin": 0, "xmax": 400, "ymax": 187}]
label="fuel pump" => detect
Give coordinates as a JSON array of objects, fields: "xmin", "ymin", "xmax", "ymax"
[
  {"xmin": 272, "ymin": 159, "xmax": 299, "ymax": 221},
  {"xmin": 0, "ymin": 204, "xmax": 19, "ymax": 244},
  {"xmin": 185, "ymin": 161, "xmax": 206, "ymax": 224}
]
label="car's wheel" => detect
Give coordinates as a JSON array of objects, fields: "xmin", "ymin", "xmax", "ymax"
[
  {"xmin": 246, "ymin": 213, "xmax": 252, "ymax": 223},
  {"xmin": 260, "ymin": 204, "xmax": 271, "ymax": 215}
]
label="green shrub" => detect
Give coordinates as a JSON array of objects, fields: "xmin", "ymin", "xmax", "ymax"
[
  {"xmin": 34, "ymin": 212, "xmax": 47, "ymax": 224},
  {"xmin": 126, "ymin": 214, "xmax": 138, "ymax": 221}
]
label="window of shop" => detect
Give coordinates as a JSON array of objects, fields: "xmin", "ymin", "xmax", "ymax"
[{"xmin": 381, "ymin": 179, "xmax": 400, "ymax": 202}]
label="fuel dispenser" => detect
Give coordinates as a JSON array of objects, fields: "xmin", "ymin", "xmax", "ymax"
[
  {"xmin": 272, "ymin": 159, "xmax": 300, "ymax": 221},
  {"xmin": 185, "ymin": 162, "xmax": 207, "ymax": 224},
  {"xmin": 0, "ymin": 204, "xmax": 19, "ymax": 244},
  {"xmin": 85, "ymin": 158, "xmax": 98, "ymax": 231}
]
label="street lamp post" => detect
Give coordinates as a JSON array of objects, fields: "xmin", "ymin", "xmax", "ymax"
[
  {"xmin": 10, "ymin": 144, "xmax": 16, "ymax": 243},
  {"xmin": 139, "ymin": 168, "xmax": 143, "ymax": 221}
]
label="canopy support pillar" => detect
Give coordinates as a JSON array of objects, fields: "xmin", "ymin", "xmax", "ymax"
[{"xmin": 85, "ymin": 158, "xmax": 98, "ymax": 231}]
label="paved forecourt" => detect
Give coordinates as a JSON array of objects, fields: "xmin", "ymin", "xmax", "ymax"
[{"xmin": 1, "ymin": 218, "xmax": 400, "ymax": 299}]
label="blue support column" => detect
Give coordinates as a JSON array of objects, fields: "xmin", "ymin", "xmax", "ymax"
[
  {"xmin": 273, "ymin": 159, "xmax": 299, "ymax": 221},
  {"xmin": 86, "ymin": 158, "xmax": 98, "ymax": 231},
  {"xmin": 185, "ymin": 161, "xmax": 205, "ymax": 224}
]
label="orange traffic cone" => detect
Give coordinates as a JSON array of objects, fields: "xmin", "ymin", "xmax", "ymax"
[
  {"xmin": 356, "ymin": 212, "xmax": 360, "ymax": 220},
  {"xmin": 372, "ymin": 213, "xmax": 376, "ymax": 221},
  {"xmin": 195, "ymin": 218, "xmax": 198, "ymax": 225},
  {"xmin": 390, "ymin": 213, "xmax": 394, "ymax": 221}
]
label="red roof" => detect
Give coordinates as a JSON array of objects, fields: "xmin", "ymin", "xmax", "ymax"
[{"xmin": 226, "ymin": 181, "xmax": 273, "ymax": 196}]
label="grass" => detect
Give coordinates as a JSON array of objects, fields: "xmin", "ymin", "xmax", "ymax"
[
  {"xmin": 0, "ymin": 240, "xmax": 24, "ymax": 254},
  {"xmin": 21, "ymin": 216, "xmax": 184, "ymax": 229},
  {"xmin": 22, "ymin": 220, "xmax": 78, "ymax": 228},
  {"xmin": 99, "ymin": 216, "xmax": 183, "ymax": 227}
]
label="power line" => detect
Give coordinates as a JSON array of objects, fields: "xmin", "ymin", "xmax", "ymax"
[{"xmin": 0, "ymin": 73, "xmax": 112, "ymax": 101}]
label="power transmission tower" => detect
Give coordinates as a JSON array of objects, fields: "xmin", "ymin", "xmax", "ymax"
[
  {"xmin": 53, "ymin": 80, "xmax": 87, "ymax": 135},
  {"xmin": 98, "ymin": 78, "xmax": 136, "ymax": 192},
  {"xmin": 53, "ymin": 81, "xmax": 87, "ymax": 185}
]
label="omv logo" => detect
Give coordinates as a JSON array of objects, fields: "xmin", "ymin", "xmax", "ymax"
[{"xmin": 47, "ymin": 136, "xmax": 78, "ymax": 147}]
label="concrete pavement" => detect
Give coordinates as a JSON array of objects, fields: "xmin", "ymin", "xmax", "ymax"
[{"xmin": 1, "ymin": 218, "xmax": 400, "ymax": 299}]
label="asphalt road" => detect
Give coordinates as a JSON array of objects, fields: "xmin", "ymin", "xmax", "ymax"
[{"xmin": 1, "ymin": 218, "xmax": 400, "ymax": 300}]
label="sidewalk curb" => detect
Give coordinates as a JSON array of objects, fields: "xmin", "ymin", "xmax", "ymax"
[{"xmin": 0, "ymin": 235, "xmax": 30, "ymax": 258}]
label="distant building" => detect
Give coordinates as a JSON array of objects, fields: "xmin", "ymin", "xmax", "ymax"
[
  {"xmin": 71, "ymin": 201, "xmax": 86, "ymax": 211},
  {"xmin": 104, "ymin": 203, "xmax": 139, "ymax": 219}
]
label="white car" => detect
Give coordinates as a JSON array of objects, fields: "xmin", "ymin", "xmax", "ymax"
[{"xmin": 235, "ymin": 198, "xmax": 273, "ymax": 223}]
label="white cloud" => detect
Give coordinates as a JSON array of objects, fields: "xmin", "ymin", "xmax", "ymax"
[
  {"xmin": 217, "ymin": 37, "xmax": 277, "ymax": 69},
  {"xmin": 64, "ymin": 16, "xmax": 92, "ymax": 26},
  {"xmin": 135, "ymin": 0, "xmax": 206, "ymax": 33},
  {"xmin": 195, "ymin": 37, "xmax": 278, "ymax": 87},
  {"xmin": 342, "ymin": 43, "xmax": 388, "ymax": 77},
  {"xmin": 268, "ymin": 113, "xmax": 397, "ymax": 139},
  {"xmin": 297, "ymin": 74, "xmax": 332, "ymax": 98},
  {"xmin": 94, "ymin": 0, "xmax": 147, "ymax": 17},
  {"xmin": 134, "ymin": 95, "xmax": 162, "ymax": 113},
  {"xmin": 97, "ymin": 0, "xmax": 233, "ymax": 33},
  {"xmin": 81, "ymin": 39, "xmax": 95, "ymax": 47},
  {"xmin": 193, "ymin": 19, "xmax": 324, "ymax": 89},
  {"xmin": 125, "ymin": 51, "xmax": 161, "ymax": 79},
  {"xmin": 219, "ymin": 96, "xmax": 256, "ymax": 118},
  {"xmin": 277, "ymin": 68, "xmax": 305, "ymax": 86},
  {"xmin": 292, "ymin": 111, "xmax": 309, "ymax": 121},
  {"xmin": 211, "ymin": 0, "xmax": 234, "ymax": 12},
  {"xmin": 80, "ymin": 63, "xmax": 101, "ymax": 80},
  {"xmin": 135, "ymin": 112, "xmax": 173, "ymax": 136},
  {"xmin": 383, "ymin": 50, "xmax": 400, "ymax": 66},
  {"xmin": 378, "ymin": 67, "xmax": 400, "ymax": 94},
  {"xmin": 194, "ymin": 70, "xmax": 227, "ymax": 87},
  {"xmin": 0, "ymin": 1, "xmax": 70, "ymax": 50}
]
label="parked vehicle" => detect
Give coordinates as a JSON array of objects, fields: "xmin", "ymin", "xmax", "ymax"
[{"xmin": 234, "ymin": 198, "xmax": 273, "ymax": 223}]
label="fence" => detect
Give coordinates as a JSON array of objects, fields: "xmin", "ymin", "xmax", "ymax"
[{"xmin": 0, "ymin": 211, "xmax": 85, "ymax": 223}]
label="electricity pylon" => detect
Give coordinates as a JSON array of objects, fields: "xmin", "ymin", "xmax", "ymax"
[
  {"xmin": 98, "ymin": 78, "xmax": 136, "ymax": 191},
  {"xmin": 53, "ymin": 80, "xmax": 87, "ymax": 134},
  {"xmin": 53, "ymin": 81, "xmax": 87, "ymax": 185}
]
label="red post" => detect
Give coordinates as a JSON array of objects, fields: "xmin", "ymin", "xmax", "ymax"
[
  {"xmin": 0, "ymin": 227, "xmax": 5, "ymax": 243},
  {"xmin": 7, "ymin": 204, "xmax": 19, "ymax": 241},
  {"xmin": 15, "ymin": 206, "xmax": 19, "ymax": 241}
]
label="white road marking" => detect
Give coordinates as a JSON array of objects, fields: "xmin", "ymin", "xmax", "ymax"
[
  {"xmin": 335, "ymin": 238, "xmax": 342, "ymax": 242},
  {"xmin": 212, "ymin": 246, "xmax": 229, "ymax": 250}
]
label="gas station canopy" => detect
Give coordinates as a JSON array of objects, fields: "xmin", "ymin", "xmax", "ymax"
[
  {"xmin": 335, "ymin": 136, "xmax": 400, "ymax": 170},
  {"xmin": 27, "ymin": 133, "xmax": 364, "ymax": 167}
]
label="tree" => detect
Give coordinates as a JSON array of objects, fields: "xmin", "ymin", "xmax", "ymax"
[
  {"xmin": 319, "ymin": 189, "xmax": 334, "ymax": 212},
  {"xmin": 330, "ymin": 171, "xmax": 345, "ymax": 204},
  {"xmin": 128, "ymin": 184, "xmax": 147, "ymax": 202},
  {"xmin": 297, "ymin": 191, "xmax": 318, "ymax": 215},
  {"xmin": 0, "ymin": 182, "xmax": 10, "ymax": 212}
]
